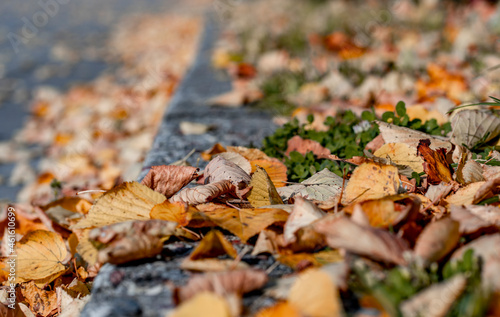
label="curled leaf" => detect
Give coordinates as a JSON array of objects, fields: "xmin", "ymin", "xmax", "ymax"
[
  {"xmin": 170, "ymin": 180, "xmax": 235, "ymax": 205},
  {"xmin": 204, "ymin": 156, "xmax": 251, "ymax": 189},
  {"xmin": 141, "ymin": 166, "xmax": 199, "ymax": 197}
]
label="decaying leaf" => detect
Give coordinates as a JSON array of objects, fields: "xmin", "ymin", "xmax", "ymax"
[
  {"xmin": 450, "ymin": 109, "xmax": 500, "ymax": 149},
  {"xmin": 247, "ymin": 166, "xmax": 284, "ymax": 207},
  {"xmin": 417, "ymin": 139, "xmax": 453, "ymax": 184},
  {"xmin": 17, "ymin": 230, "xmax": 69, "ymax": 283},
  {"xmin": 285, "ymin": 135, "xmax": 331, "ymax": 157},
  {"xmin": 278, "ymin": 168, "xmax": 343, "ymax": 202},
  {"xmin": 342, "ymin": 162, "xmax": 399, "ymax": 204},
  {"xmin": 177, "ymin": 269, "xmax": 268, "ymax": 302},
  {"xmin": 399, "ymin": 275, "xmax": 467, "ymax": 317},
  {"xmin": 202, "ymin": 207, "xmax": 289, "ymax": 242},
  {"xmin": 20, "ymin": 281, "xmax": 57, "ymax": 317},
  {"xmin": 72, "ymin": 182, "xmax": 166, "ymax": 229},
  {"xmin": 288, "ymin": 268, "xmax": 344, "ymax": 317},
  {"xmin": 283, "ymin": 197, "xmax": 325, "ymax": 244},
  {"xmin": 88, "ymin": 219, "xmax": 177, "ymax": 264},
  {"xmin": 170, "ymin": 180, "xmax": 236, "ymax": 205},
  {"xmin": 150, "ymin": 200, "xmax": 194, "ymax": 227},
  {"xmin": 473, "ymin": 177, "xmax": 500, "ymax": 204},
  {"xmin": 171, "ymin": 292, "xmax": 232, "ymax": 317},
  {"xmin": 314, "ymin": 215, "xmax": 409, "ymax": 265},
  {"xmin": 373, "ymin": 143, "xmax": 424, "ymax": 173},
  {"xmin": 141, "ymin": 165, "xmax": 199, "ymax": 197},
  {"xmin": 376, "ymin": 121, "xmax": 452, "ymax": 151},
  {"xmin": 413, "ymin": 218, "xmax": 460, "ymax": 263},
  {"xmin": 189, "ymin": 230, "xmax": 237, "ymax": 260},
  {"xmin": 204, "ymin": 156, "xmax": 251, "ymax": 190},
  {"xmin": 249, "ymin": 159, "xmax": 288, "ymax": 188}
]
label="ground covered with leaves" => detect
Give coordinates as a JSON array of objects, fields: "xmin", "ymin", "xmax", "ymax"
[{"xmin": 4, "ymin": 0, "xmax": 500, "ymax": 316}]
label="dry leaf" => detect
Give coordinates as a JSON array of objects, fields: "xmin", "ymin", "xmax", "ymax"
[
  {"xmin": 278, "ymin": 168, "xmax": 343, "ymax": 202},
  {"xmin": 72, "ymin": 182, "xmax": 166, "ymax": 229},
  {"xmin": 342, "ymin": 162, "xmax": 399, "ymax": 204},
  {"xmin": 180, "ymin": 258, "xmax": 249, "ymax": 272},
  {"xmin": 473, "ymin": 177, "xmax": 500, "ymax": 204},
  {"xmin": 285, "ymin": 135, "xmax": 331, "ymax": 157},
  {"xmin": 465, "ymin": 205, "xmax": 500, "ymax": 225},
  {"xmin": 88, "ymin": 219, "xmax": 177, "ymax": 264},
  {"xmin": 150, "ymin": 200, "xmax": 194, "ymax": 227},
  {"xmin": 201, "ymin": 143, "xmax": 227, "ymax": 161},
  {"xmin": 444, "ymin": 181, "xmax": 484, "ymax": 206},
  {"xmin": 141, "ymin": 165, "xmax": 199, "ymax": 198},
  {"xmin": 171, "ymin": 292, "xmax": 232, "ymax": 317},
  {"xmin": 288, "ymin": 268, "xmax": 344, "ymax": 317},
  {"xmin": 189, "ymin": 230, "xmax": 237, "ymax": 260},
  {"xmin": 17, "ymin": 230, "xmax": 69, "ymax": 283},
  {"xmin": 247, "ymin": 166, "xmax": 284, "ymax": 207},
  {"xmin": 417, "ymin": 139, "xmax": 453, "ymax": 184},
  {"xmin": 425, "ymin": 183, "xmax": 454, "ymax": 203},
  {"xmin": 251, "ymin": 230, "xmax": 280, "ymax": 255},
  {"xmin": 450, "ymin": 109, "xmax": 500, "ymax": 148},
  {"xmin": 170, "ymin": 180, "xmax": 236, "ymax": 205},
  {"xmin": 204, "ymin": 156, "xmax": 251, "ymax": 190},
  {"xmin": 400, "ymin": 275, "xmax": 467, "ymax": 317},
  {"xmin": 314, "ymin": 215, "xmax": 409, "ymax": 265},
  {"xmin": 277, "ymin": 250, "xmax": 343, "ymax": 270},
  {"xmin": 73, "ymin": 229, "xmax": 98, "ymax": 266},
  {"xmin": 20, "ymin": 281, "xmax": 57, "ymax": 317},
  {"xmin": 284, "ymin": 197, "xmax": 325, "ymax": 244},
  {"xmin": 413, "ymin": 218, "xmax": 460, "ymax": 263},
  {"xmin": 376, "ymin": 121, "xmax": 452, "ymax": 151},
  {"xmin": 216, "ymin": 152, "xmax": 252, "ymax": 175},
  {"xmin": 58, "ymin": 291, "xmax": 90, "ymax": 317},
  {"xmin": 450, "ymin": 205, "xmax": 497, "ymax": 236},
  {"xmin": 456, "ymin": 158, "xmax": 484, "ymax": 185},
  {"xmin": 202, "ymin": 207, "xmax": 289, "ymax": 242},
  {"xmin": 373, "ymin": 143, "xmax": 424, "ymax": 173},
  {"xmin": 226, "ymin": 146, "xmax": 271, "ymax": 161},
  {"xmin": 249, "ymin": 159, "xmax": 288, "ymax": 188},
  {"xmin": 255, "ymin": 302, "xmax": 302, "ymax": 317},
  {"xmin": 43, "ymin": 197, "xmax": 92, "ymax": 214},
  {"xmin": 177, "ymin": 269, "xmax": 268, "ymax": 302},
  {"xmin": 179, "ymin": 121, "xmax": 212, "ymax": 135}
]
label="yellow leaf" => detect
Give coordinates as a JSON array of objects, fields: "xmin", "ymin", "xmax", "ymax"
[
  {"xmin": 202, "ymin": 208, "xmax": 288, "ymax": 242},
  {"xmin": 288, "ymin": 268, "xmax": 344, "ymax": 317},
  {"xmin": 74, "ymin": 229, "xmax": 98, "ymax": 266},
  {"xmin": 250, "ymin": 159, "xmax": 288, "ymax": 188},
  {"xmin": 171, "ymin": 292, "xmax": 231, "ymax": 317},
  {"xmin": 374, "ymin": 143, "xmax": 424, "ymax": 173},
  {"xmin": 248, "ymin": 166, "xmax": 284, "ymax": 207},
  {"xmin": 150, "ymin": 200, "xmax": 194, "ymax": 227},
  {"xmin": 20, "ymin": 281, "xmax": 58, "ymax": 317},
  {"xmin": 72, "ymin": 182, "xmax": 166, "ymax": 229},
  {"xmin": 342, "ymin": 162, "xmax": 399, "ymax": 204},
  {"xmin": 17, "ymin": 230, "xmax": 68, "ymax": 282},
  {"xmin": 189, "ymin": 230, "xmax": 238, "ymax": 260}
]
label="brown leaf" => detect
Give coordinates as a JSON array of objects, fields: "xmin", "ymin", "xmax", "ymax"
[
  {"xmin": 177, "ymin": 269, "xmax": 268, "ymax": 302},
  {"xmin": 88, "ymin": 219, "xmax": 177, "ymax": 264},
  {"xmin": 276, "ymin": 250, "xmax": 343, "ymax": 270},
  {"xmin": 417, "ymin": 139, "xmax": 453, "ymax": 184},
  {"xmin": 444, "ymin": 181, "xmax": 484, "ymax": 206},
  {"xmin": 189, "ymin": 230, "xmax": 237, "ymax": 260},
  {"xmin": 170, "ymin": 180, "xmax": 236, "ymax": 205},
  {"xmin": 314, "ymin": 215, "xmax": 409, "ymax": 265},
  {"xmin": 255, "ymin": 302, "xmax": 302, "ymax": 317},
  {"xmin": 450, "ymin": 205, "xmax": 497, "ymax": 236},
  {"xmin": 285, "ymin": 135, "xmax": 331, "ymax": 157},
  {"xmin": 247, "ymin": 166, "xmax": 284, "ymax": 207},
  {"xmin": 216, "ymin": 152, "xmax": 252, "ymax": 175},
  {"xmin": 141, "ymin": 165, "xmax": 199, "ymax": 198},
  {"xmin": 20, "ymin": 281, "xmax": 57, "ymax": 317},
  {"xmin": 465, "ymin": 205, "xmax": 500, "ymax": 225},
  {"xmin": 373, "ymin": 143, "xmax": 424, "ymax": 174},
  {"xmin": 473, "ymin": 177, "xmax": 500, "ymax": 204},
  {"xmin": 251, "ymin": 230, "xmax": 280, "ymax": 256},
  {"xmin": 414, "ymin": 218, "xmax": 460, "ymax": 263},
  {"xmin": 201, "ymin": 207, "xmax": 289, "ymax": 242}
]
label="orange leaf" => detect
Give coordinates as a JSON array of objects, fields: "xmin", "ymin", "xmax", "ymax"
[
  {"xmin": 417, "ymin": 139, "xmax": 453, "ymax": 184},
  {"xmin": 250, "ymin": 159, "xmax": 288, "ymax": 188},
  {"xmin": 201, "ymin": 143, "xmax": 227, "ymax": 161},
  {"xmin": 20, "ymin": 281, "xmax": 57, "ymax": 317},
  {"xmin": 150, "ymin": 200, "xmax": 194, "ymax": 227},
  {"xmin": 189, "ymin": 230, "xmax": 237, "ymax": 260},
  {"xmin": 255, "ymin": 302, "xmax": 302, "ymax": 317}
]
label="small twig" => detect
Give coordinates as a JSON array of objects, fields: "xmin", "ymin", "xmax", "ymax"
[{"xmin": 265, "ymin": 261, "xmax": 280, "ymax": 275}]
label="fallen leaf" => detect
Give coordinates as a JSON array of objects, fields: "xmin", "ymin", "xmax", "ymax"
[
  {"xmin": 17, "ymin": 230, "xmax": 69, "ymax": 283},
  {"xmin": 288, "ymin": 268, "xmax": 344, "ymax": 317},
  {"xmin": 58, "ymin": 291, "xmax": 90, "ymax": 317},
  {"xmin": 455, "ymin": 157, "xmax": 484, "ymax": 185},
  {"xmin": 201, "ymin": 207, "xmax": 289, "ymax": 242},
  {"xmin": 283, "ymin": 197, "xmax": 325, "ymax": 244},
  {"xmin": 473, "ymin": 177, "xmax": 500, "ymax": 204},
  {"xmin": 73, "ymin": 229, "xmax": 97, "ymax": 266},
  {"xmin": 285, "ymin": 135, "xmax": 331, "ymax": 157},
  {"xmin": 88, "ymin": 219, "xmax": 177, "ymax": 264},
  {"xmin": 247, "ymin": 166, "xmax": 284, "ymax": 207},
  {"xmin": 425, "ymin": 183, "xmax": 454, "ymax": 203},
  {"xmin": 180, "ymin": 258, "xmax": 249, "ymax": 272},
  {"xmin": 43, "ymin": 197, "xmax": 92, "ymax": 214},
  {"xmin": 376, "ymin": 121, "xmax": 452, "ymax": 151},
  {"xmin": 150, "ymin": 200, "xmax": 194, "ymax": 227},
  {"xmin": 189, "ymin": 230, "xmax": 237, "ymax": 260},
  {"xmin": 177, "ymin": 269, "xmax": 268, "ymax": 302},
  {"xmin": 450, "ymin": 205, "xmax": 497, "ymax": 236},
  {"xmin": 417, "ymin": 139, "xmax": 453, "ymax": 184},
  {"xmin": 72, "ymin": 182, "xmax": 166, "ymax": 229},
  {"xmin": 201, "ymin": 143, "xmax": 227, "ymax": 161},
  {"xmin": 20, "ymin": 281, "xmax": 57, "ymax": 317},
  {"xmin": 450, "ymin": 109, "xmax": 500, "ymax": 149},
  {"xmin": 314, "ymin": 215, "xmax": 409, "ymax": 265},
  {"xmin": 413, "ymin": 218, "xmax": 460, "ymax": 263},
  {"xmin": 278, "ymin": 168, "xmax": 343, "ymax": 202},
  {"xmin": 251, "ymin": 230, "xmax": 279, "ymax": 255},
  {"xmin": 249, "ymin": 159, "xmax": 288, "ymax": 188},
  {"xmin": 204, "ymin": 156, "xmax": 251, "ymax": 191},
  {"xmin": 179, "ymin": 121, "xmax": 213, "ymax": 135},
  {"xmin": 215, "ymin": 152, "xmax": 252, "ymax": 175},
  {"xmin": 342, "ymin": 162, "xmax": 399, "ymax": 204},
  {"xmin": 141, "ymin": 166, "xmax": 199, "ymax": 198},
  {"xmin": 255, "ymin": 302, "xmax": 302, "ymax": 317},
  {"xmin": 399, "ymin": 275, "xmax": 467, "ymax": 317},
  {"xmin": 170, "ymin": 180, "xmax": 236, "ymax": 205},
  {"xmin": 465, "ymin": 205, "xmax": 500, "ymax": 225},
  {"xmin": 171, "ymin": 292, "xmax": 232, "ymax": 317},
  {"xmin": 226, "ymin": 146, "xmax": 272, "ymax": 161},
  {"xmin": 444, "ymin": 181, "xmax": 485, "ymax": 206},
  {"xmin": 373, "ymin": 143, "xmax": 424, "ymax": 173},
  {"xmin": 277, "ymin": 250, "xmax": 343, "ymax": 270}
]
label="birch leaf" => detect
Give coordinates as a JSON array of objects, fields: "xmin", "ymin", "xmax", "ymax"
[{"xmin": 247, "ymin": 166, "xmax": 284, "ymax": 207}]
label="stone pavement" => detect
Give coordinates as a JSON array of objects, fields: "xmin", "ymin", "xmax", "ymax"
[{"xmin": 81, "ymin": 12, "xmax": 280, "ymax": 317}]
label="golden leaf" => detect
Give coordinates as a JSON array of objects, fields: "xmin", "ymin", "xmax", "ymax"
[
  {"xmin": 248, "ymin": 166, "xmax": 284, "ymax": 207},
  {"xmin": 342, "ymin": 162, "xmax": 399, "ymax": 204},
  {"xmin": 189, "ymin": 230, "xmax": 237, "ymax": 260},
  {"xmin": 373, "ymin": 143, "xmax": 424, "ymax": 173},
  {"xmin": 202, "ymin": 208, "xmax": 289, "ymax": 242},
  {"xmin": 250, "ymin": 159, "xmax": 288, "ymax": 188},
  {"xmin": 277, "ymin": 250, "xmax": 343, "ymax": 270},
  {"xmin": 20, "ymin": 281, "xmax": 57, "ymax": 317},
  {"xmin": 72, "ymin": 182, "xmax": 166, "ymax": 229},
  {"xmin": 73, "ymin": 229, "xmax": 97, "ymax": 266},
  {"xmin": 17, "ymin": 230, "xmax": 68, "ymax": 282}
]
